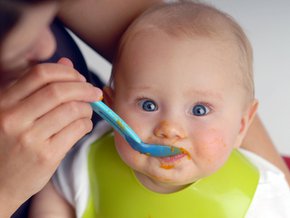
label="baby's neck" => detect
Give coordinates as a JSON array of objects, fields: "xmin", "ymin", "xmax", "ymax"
[{"xmin": 134, "ymin": 170, "xmax": 189, "ymax": 194}]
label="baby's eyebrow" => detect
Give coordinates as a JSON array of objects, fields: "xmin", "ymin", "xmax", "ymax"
[
  {"xmin": 126, "ymin": 85, "xmax": 155, "ymax": 91},
  {"xmin": 185, "ymin": 89, "xmax": 224, "ymax": 100},
  {"xmin": 130, "ymin": 84, "xmax": 152, "ymax": 89},
  {"xmin": 123, "ymin": 85, "xmax": 155, "ymax": 98}
]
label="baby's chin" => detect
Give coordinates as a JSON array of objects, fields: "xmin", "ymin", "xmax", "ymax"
[{"xmin": 135, "ymin": 168, "xmax": 200, "ymax": 193}]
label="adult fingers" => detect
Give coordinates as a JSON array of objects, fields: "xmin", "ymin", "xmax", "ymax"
[
  {"xmin": 48, "ymin": 118, "xmax": 93, "ymax": 159},
  {"xmin": 0, "ymin": 62, "xmax": 86, "ymax": 110},
  {"xmin": 28, "ymin": 101, "xmax": 92, "ymax": 144},
  {"xmin": 0, "ymin": 83, "xmax": 101, "ymax": 137},
  {"xmin": 5, "ymin": 81, "xmax": 101, "ymax": 132}
]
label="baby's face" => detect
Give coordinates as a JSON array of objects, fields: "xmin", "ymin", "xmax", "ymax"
[{"xmin": 109, "ymin": 30, "xmax": 254, "ymax": 193}]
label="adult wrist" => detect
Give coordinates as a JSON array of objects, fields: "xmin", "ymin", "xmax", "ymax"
[{"xmin": 0, "ymin": 189, "xmax": 23, "ymax": 218}]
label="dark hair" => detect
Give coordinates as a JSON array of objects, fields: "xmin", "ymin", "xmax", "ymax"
[
  {"xmin": 0, "ymin": 2, "xmax": 21, "ymax": 42},
  {"xmin": 0, "ymin": 0, "xmax": 57, "ymax": 42}
]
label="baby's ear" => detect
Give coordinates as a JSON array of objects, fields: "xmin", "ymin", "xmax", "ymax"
[
  {"xmin": 234, "ymin": 99, "xmax": 259, "ymax": 148},
  {"xmin": 242, "ymin": 99, "xmax": 259, "ymax": 130},
  {"xmin": 103, "ymin": 86, "xmax": 115, "ymax": 108}
]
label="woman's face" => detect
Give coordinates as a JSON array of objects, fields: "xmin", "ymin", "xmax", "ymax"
[{"xmin": 0, "ymin": 2, "xmax": 59, "ymax": 86}]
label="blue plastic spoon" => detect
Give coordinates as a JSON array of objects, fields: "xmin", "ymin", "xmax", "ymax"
[{"xmin": 90, "ymin": 101, "xmax": 182, "ymax": 157}]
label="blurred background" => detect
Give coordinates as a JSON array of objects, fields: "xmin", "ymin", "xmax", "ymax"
[{"xmin": 69, "ymin": 0, "xmax": 290, "ymax": 155}]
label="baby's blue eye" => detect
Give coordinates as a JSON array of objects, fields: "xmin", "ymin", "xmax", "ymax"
[
  {"xmin": 192, "ymin": 104, "xmax": 209, "ymax": 116},
  {"xmin": 139, "ymin": 100, "xmax": 158, "ymax": 112}
]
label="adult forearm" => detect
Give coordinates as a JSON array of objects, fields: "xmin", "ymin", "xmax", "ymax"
[
  {"xmin": 58, "ymin": 0, "xmax": 164, "ymax": 61},
  {"xmin": 242, "ymin": 115, "xmax": 290, "ymax": 186}
]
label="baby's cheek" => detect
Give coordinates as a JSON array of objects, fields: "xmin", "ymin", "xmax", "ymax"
[
  {"xmin": 114, "ymin": 133, "xmax": 141, "ymax": 167},
  {"xmin": 115, "ymin": 134, "xmax": 131, "ymax": 160},
  {"xmin": 193, "ymin": 129, "xmax": 232, "ymax": 172}
]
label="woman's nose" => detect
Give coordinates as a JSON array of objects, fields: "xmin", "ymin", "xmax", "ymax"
[
  {"xmin": 153, "ymin": 120, "xmax": 185, "ymax": 140},
  {"xmin": 27, "ymin": 27, "xmax": 56, "ymax": 61}
]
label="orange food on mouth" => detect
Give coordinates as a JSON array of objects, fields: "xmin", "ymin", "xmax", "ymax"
[
  {"xmin": 160, "ymin": 163, "xmax": 174, "ymax": 169},
  {"xmin": 180, "ymin": 147, "xmax": 191, "ymax": 159}
]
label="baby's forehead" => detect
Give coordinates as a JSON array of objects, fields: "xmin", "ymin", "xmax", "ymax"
[
  {"xmin": 132, "ymin": 3, "xmax": 237, "ymax": 38},
  {"xmin": 114, "ymin": 2, "xmax": 254, "ymax": 102},
  {"xmin": 124, "ymin": 3, "xmax": 248, "ymax": 59}
]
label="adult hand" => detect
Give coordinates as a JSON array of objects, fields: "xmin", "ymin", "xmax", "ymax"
[{"xmin": 0, "ymin": 58, "xmax": 102, "ymax": 217}]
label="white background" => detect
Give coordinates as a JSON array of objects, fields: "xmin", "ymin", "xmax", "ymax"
[{"xmin": 71, "ymin": 0, "xmax": 290, "ymax": 155}]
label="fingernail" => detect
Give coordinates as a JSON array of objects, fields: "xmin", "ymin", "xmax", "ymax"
[
  {"xmin": 79, "ymin": 74, "xmax": 86, "ymax": 81},
  {"xmin": 96, "ymin": 89, "xmax": 103, "ymax": 101}
]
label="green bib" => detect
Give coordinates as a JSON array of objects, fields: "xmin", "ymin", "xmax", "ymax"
[{"xmin": 83, "ymin": 132, "xmax": 259, "ymax": 218}]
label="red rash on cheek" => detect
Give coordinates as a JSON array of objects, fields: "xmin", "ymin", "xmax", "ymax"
[
  {"xmin": 193, "ymin": 129, "xmax": 229, "ymax": 163},
  {"xmin": 197, "ymin": 128, "xmax": 228, "ymax": 149}
]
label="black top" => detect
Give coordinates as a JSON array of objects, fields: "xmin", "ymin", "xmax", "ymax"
[{"xmin": 48, "ymin": 19, "xmax": 104, "ymax": 126}]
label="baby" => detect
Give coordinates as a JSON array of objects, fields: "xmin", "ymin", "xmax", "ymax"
[{"xmin": 30, "ymin": 2, "xmax": 290, "ymax": 218}]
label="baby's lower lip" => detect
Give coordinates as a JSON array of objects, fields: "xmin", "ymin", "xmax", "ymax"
[{"xmin": 160, "ymin": 153, "xmax": 187, "ymax": 163}]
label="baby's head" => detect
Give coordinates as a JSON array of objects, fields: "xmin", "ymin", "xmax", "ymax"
[{"xmin": 104, "ymin": 1, "xmax": 258, "ymax": 193}]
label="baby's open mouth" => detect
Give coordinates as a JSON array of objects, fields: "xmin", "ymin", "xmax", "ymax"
[
  {"xmin": 154, "ymin": 146, "xmax": 190, "ymax": 169},
  {"xmin": 160, "ymin": 152, "xmax": 188, "ymax": 163},
  {"xmin": 158, "ymin": 151, "xmax": 189, "ymax": 170}
]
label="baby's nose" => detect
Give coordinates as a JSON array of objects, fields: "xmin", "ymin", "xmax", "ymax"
[{"xmin": 153, "ymin": 120, "xmax": 185, "ymax": 140}]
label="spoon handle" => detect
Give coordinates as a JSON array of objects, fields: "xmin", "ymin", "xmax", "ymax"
[
  {"xmin": 90, "ymin": 101, "xmax": 141, "ymax": 143},
  {"xmin": 91, "ymin": 101, "xmax": 182, "ymax": 157}
]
